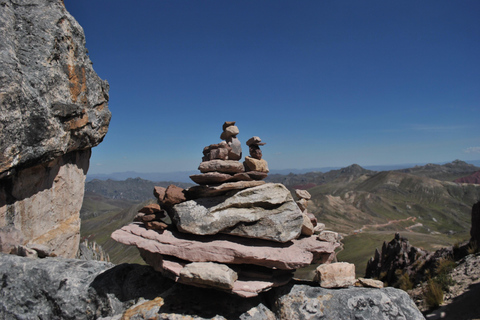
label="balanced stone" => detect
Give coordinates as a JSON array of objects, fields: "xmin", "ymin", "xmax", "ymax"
[
  {"xmin": 199, "ymin": 160, "xmax": 245, "ymax": 174},
  {"xmin": 179, "ymin": 262, "xmax": 238, "ymax": 290},
  {"xmin": 171, "ymin": 183, "xmax": 303, "ymax": 242},
  {"xmin": 314, "ymin": 262, "xmax": 356, "ymax": 288},
  {"xmin": 244, "ymin": 157, "xmax": 269, "ymax": 173},
  {"xmin": 246, "ymin": 136, "xmax": 266, "ymax": 146},
  {"xmin": 220, "ymin": 126, "xmax": 239, "ymax": 140},
  {"xmin": 185, "ymin": 181, "xmax": 265, "ymax": 198},
  {"xmin": 228, "ymin": 137, "xmax": 242, "ymax": 160},
  {"xmin": 295, "ymin": 189, "xmax": 311, "ymax": 200},
  {"xmin": 189, "ymin": 172, "xmax": 234, "ymax": 185}
]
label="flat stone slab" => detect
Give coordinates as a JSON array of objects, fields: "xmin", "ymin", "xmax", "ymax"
[
  {"xmin": 186, "ymin": 180, "xmax": 265, "ymax": 198},
  {"xmin": 198, "ymin": 160, "xmax": 245, "ymax": 174},
  {"xmin": 140, "ymin": 250, "xmax": 292, "ymax": 298},
  {"xmin": 189, "ymin": 171, "xmax": 269, "ymax": 185},
  {"xmin": 111, "ymin": 223, "xmax": 339, "ymax": 270}
]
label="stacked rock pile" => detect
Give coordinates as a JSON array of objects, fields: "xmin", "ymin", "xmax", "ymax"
[
  {"xmin": 189, "ymin": 122, "xmax": 268, "ymax": 193},
  {"xmin": 112, "ymin": 122, "xmax": 342, "ymax": 298}
]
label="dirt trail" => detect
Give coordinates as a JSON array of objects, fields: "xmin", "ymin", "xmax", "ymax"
[{"xmin": 353, "ymin": 216, "xmax": 418, "ymax": 234}]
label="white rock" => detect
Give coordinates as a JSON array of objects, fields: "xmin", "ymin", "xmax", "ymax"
[
  {"xmin": 315, "ymin": 262, "xmax": 356, "ymax": 288},
  {"xmin": 179, "ymin": 262, "xmax": 238, "ymax": 290}
]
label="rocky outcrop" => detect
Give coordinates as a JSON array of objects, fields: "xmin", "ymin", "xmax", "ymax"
[
  {"xmin": 0, "ymin": 0, "xmax": 111, "ymax": 257},
  {"xmin": 0, "ymin": 254, "xmax": 425, "ymax": 320},
  {"xmin": 470, "ymin": 201, "xmax": 480, "ymax": 244}
]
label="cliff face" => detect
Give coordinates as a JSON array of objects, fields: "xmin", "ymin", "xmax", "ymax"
[{"xmin": 0, "ymin": 0, "xmax": 111, "ymax": 257}]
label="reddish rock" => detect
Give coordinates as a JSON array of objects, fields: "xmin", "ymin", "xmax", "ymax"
[
  {"xmin": 455, "ymin": 170, "xmax": 480, "ymax": 185},
  {"xmin": 307, "ymin": 213, "xmax": 318, "ymax": 227},
  {"xmin": 112, "ymin": 223, "xmax": 339, "ymax": 270},
  {"xmin": 153, "ymin": 186, "xmax": 166, "ymax": 201},
  {"xmin": 189, "ymin": 172, "xmax": 267, "ymax": 186},
  {"xmin": 142, "ymin": 214, "xmax": 157, "ymax": 222},
  {"xmin": 198, "ymin": 160, "xmax": 244, "ymax": 174},
  {"xmin": 189, "ymin": 172, "xmax": 233, "ymax": 185},
  {"xmin": 163, "ymin": 185, "xmax": 186, "ymax": 206},
  {"xmin": 202, "ymin": 142, "xmax": 232, "ymax": 162},
  {"xmin": 185, "ymin": 181, "xmax": 266, "ymax": 199},
  {"xmin": 139, "ymin": 204, "xmax": 162, "ymax": 214},
  {"xmin": 145, "ymin": 221, "xmax": 168, "ymax": 231}
]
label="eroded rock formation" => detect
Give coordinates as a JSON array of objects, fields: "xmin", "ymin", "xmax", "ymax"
[{"xmin": 0, "ymin": 0, "xmax": 111, "ymax": 257}]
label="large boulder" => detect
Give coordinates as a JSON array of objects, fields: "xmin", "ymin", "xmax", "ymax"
[
  {"xmin": 0, "ymin": 0, "xmax": 111, "ymax": 257},
  {"xmin": 272, "ymin": 284, "xmax": 425, "ymax": 319},
  {"xmin": 170, "ymin": 183, "xmax": 303, "ymax": 242},
  {"xmin": 0, "ymin": 0, "xmax": 110, "ymax": 173}
]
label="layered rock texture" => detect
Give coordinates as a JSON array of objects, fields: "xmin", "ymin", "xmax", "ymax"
[
  {"xmin": 0, "ymin": 0, "xmax": 111, "ymax": 257},
  {"xmin": 0, "ymin": 254, "xmax": 425, "ymax": 320}
]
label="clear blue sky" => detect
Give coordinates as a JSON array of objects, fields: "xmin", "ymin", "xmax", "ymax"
[{"xmin": 64, "ymin": 1, "xmax": 480, "ymax": 174}]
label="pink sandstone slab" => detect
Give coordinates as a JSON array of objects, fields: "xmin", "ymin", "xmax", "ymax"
[
  {"xmin": 111, "ymin": 223, "xmax": 338, "ymax": 270},
  {"xmin": 139, "ymin": 248, "xmax": 293, "ymax": 298}
]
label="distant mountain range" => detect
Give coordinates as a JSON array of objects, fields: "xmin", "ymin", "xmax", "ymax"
[{"xmin": 86, "ymin": 159, "xmax": 480, "ymax": 183}]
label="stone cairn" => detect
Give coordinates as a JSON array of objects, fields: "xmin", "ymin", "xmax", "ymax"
[{"xmin": 112, "ymin": 122, "xmax": 350, "ymax": 298}]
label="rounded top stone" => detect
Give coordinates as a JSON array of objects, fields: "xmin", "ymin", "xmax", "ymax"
[{"xmin": 222, "ymin": 121, "xmax": 236, "ymax": 131}]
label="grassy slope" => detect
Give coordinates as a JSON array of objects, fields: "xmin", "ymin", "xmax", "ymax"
[
  {"xmin": 297, "ymin": 171, "xmax": 480, "ymax": 279},
  {"xmin": 80, "ymin": 197, "xmax": 153, "ymax": 264}
]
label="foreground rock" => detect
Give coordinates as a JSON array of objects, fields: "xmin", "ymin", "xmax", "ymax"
[
  {"xmin": 0, "ymin": 0, "xmax": 111, "ymax": 258},
  {"xmin": 0, "ymin": 254, "xmax": 425, "ymax": 320},
  {"xmin": 272, "ymin": 284, "xmax": 425, "ymax": 319}
]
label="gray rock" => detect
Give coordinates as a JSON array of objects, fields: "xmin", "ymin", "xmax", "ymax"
[
  {"xmin": 0, "ymin": 0, "xmax": 111, "ymax": 174},
  {"xmin": 171, "ymin": 183, "xmax": 303, "ymax": 242},
  {"xmin": 0, "ymin": 0, "xmax": 110, "ymax": 258},
  {"xmin": 228, "ymin": 137, "xmax": 242, "ymax": 161},
  {"xmin": 271, "ymin": 284, "xmax": 425, "ymax": 320},
  {"xmin": 0, "ymin": 253, "xmax": 172, "ymax": 320},
  {"xmin": 0, "ymin": 254, "xmax": 423, "ymax": 319}
]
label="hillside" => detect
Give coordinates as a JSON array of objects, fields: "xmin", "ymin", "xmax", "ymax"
[
  {"xmin": 265, "ymin": 164, "xmax": 376, "ymax": 189},
  {"xmin": 266, "ymin": 160, "xmax": 479, "ymax": 190},
  {"xmin": 81, "ymin": 160, "xmax": 480, "ymax": 275},
  {"xmin": 395, "ymin": 160, "xmax": 480, "ymax": 182},
  {"xmin": 85, "ymin": 177, "xmax": 194, "ymax": 201},
  {"xmin": 80, "ymin": 178, "xmax": 192, "ymax": 264},
  {"xmin": 455, "ymin": 170, "xmax": 480, "ymax": 185}
]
